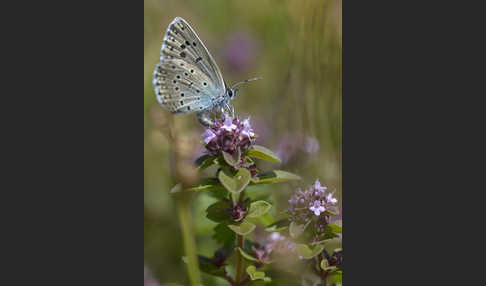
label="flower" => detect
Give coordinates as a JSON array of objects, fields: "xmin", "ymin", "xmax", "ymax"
[
  {"xmin": 309, "ymin": 200, "xmax": 325, "ymax": 216},
  {"xmin": 326, "ymin": 191, "xmax": 338, "ymax": 205},
  {"xmin": 288, "ymin": 179, "xmax": 339, "ymax": 234},
  {"xmin": 241, "ymin": 117, "xmax": 255, "ymax": 138},
  {"xmin": 202, "ymin": 129, "xmax": 216, "ymax": 144},
  {"xmin": 314, "ymin": 179, "xmax": 327, "ymax": 193},
  {"xmin": 201, "ymin": 112, "xmax": 256, "ymax": 157},
  {"xmin": 226, "ymin": 200, "xmax": 248, "ymax": 222},
  {"xmin": 221, "ymin": 116, "xmax": 237, "ymax": 132}
]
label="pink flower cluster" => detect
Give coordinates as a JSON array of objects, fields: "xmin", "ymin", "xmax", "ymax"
[
  {"xmin": 201, "ymin": 113, "xmax": 256, "ymax": 157},
  {"xmin": 288, "ymin": 179, "xmax": 338, "ymax": 231}
]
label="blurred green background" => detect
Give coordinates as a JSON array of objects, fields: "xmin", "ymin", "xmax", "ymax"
[{"xmin": 144, "ymin": 0, "xmax": 341, "ymax": 285}]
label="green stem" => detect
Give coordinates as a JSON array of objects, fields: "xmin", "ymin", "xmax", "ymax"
[
  {"xmin": 235, "ymin": 234, "xmax": 244, "ymax": 285},
  {"xmin": 177, "ymin": 193, "xmax": 202, "ymax": 286}
]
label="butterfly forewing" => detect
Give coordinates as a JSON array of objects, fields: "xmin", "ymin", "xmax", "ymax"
[{"xmin": 153, "ymin": 17, "xmax": 226, "ymax": 114}]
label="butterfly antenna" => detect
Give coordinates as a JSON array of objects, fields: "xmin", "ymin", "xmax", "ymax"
[{"xmin": 231, "ymin": 77, "xmax": 262, "ymax": 90}]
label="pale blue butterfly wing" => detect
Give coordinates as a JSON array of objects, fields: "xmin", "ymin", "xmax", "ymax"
[{"xmin": 153, "ymin": 17, "xmax": 227, "ymax": 114}]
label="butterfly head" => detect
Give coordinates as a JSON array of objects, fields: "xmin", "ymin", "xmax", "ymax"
[{"xmin": 226, "ymin": 87, "xmax": 237, "ymax": 100}]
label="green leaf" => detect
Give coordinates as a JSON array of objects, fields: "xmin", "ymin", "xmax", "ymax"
[
  {"xmin": 206, "ymin": 201, "xmax": 232, "ymax": 223},
  {"xmin": 247, "ymin": 145, "xmax": 281, "ymax": 163},
  {"xmin": 195, "ymin": 154, "xmax": 212, "ymax": 166},
  {"xmin": 254, "ymin": 212, "xmax": 274, "ymax": 226},
  {"xmin": 195, "ymin": 154, "xmax": 218, "ymax": 171},
  {"xmin": 310, "ymin": 239, "xmax": 333, "ymax": 246},
  {"xmin": 207, "ymin": 188, "xmax": 229, "ymax": 199},
  {"xmin": 327, "ymin": 270, "xmax": 343, "ymax": 286},
  {"xmin": 238, "ymin": 247, "xmax": 273, "ymax": 265},
  {"xmin": 238, "ymin": 247, "xmax": 259, "ymax": 262},
  {"xmin": 198, "ymin": 157, "xmax": 217, "ymax": 171},
  {"xmin": 321, "ymin": 259, "xmax": 338, "ymax": 272},
  {"xmin": 265, "ymin": 218, "xmax": 290, "ymax": 232},
  {"xmin": 212, "ymin": 223, "xmax": 236, "ymax": 248},
  {"xmin": 247, "ymin": 200, "xmax": 272, "ymax": 218},
  {"xmin": 171, "ymin": 178, "xmax": 226, "ymax": 193},
  {"xmin": 296, "ymin": 244, "xmax": 325, "ymax": 259},
  {"xmin": 320, "ymin": 258, "xmax": 328, "ymax": 270},
  {"xmin": 325, "ymin": 224, "xmax": 342, "ymax": 234},
  {"xmin": 252, "ymin": 170, "xmax": 301, "ymax": 185},
  {"xmin": 228, "ymin": 220, "xmax": 256, "ymax": 235},
  {"xmin": 289, "ymin": 221, "xmax": 310, "ymax": 238},
  {"xmin": 222, "ymin": 149, "xmax": 241, "ymax": 166},
  {"xmin": 218, "ymin": 168, "xmax": 251, "ymax": 194},
  {"xmin": 324, "ymin": 209, "xmax": 338, "ymax": 216},
  {"xmin": 322, "ymin": 238, "xmax": 342, "ymax": 255},
  {"xmin": 186, "ymin": 184, "xmax": 225, "ymax": 193},
  {"xmin": 322, "ymin": 232, "xmax": 340, "ymax": 240},
  {"xmin": 246, "ymin": 265, "xmax": 271, "ymax": 281}
]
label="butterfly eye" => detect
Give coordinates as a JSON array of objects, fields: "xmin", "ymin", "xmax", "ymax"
[{"xmin": 228, "ymin": 89, "xmax": 233, "ymax": 97}]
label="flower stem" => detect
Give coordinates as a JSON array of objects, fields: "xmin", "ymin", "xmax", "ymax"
[
  {"xmin": 235, "ymin": 234, "xmax": 244, "ymax": 285},
  {"xmin": 177, "ymin": 193, "xmax": 203, "ymax": 286},
  {"xmin": 162, "ymin": 109, "xmax": 202, "ymax": 285}
]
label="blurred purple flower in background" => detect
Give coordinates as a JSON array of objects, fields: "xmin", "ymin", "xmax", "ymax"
[
  {"xmin": 144, "ymin": 265, "xmax": 160, "ymax": 286},
  {"xmin": 267, "ymin": 232, "xmax": 297, "ymax": 254},
  {"xmin": 224, "ymin": 31, "xmax": 259, "ymax": 73},
  {"xmin": 252, "ymin": 232, "xmax": 297, "ymax": 264},
  {"xmin": 304, "ymin": 136, "xmax": 320, "ymax": 153},
  {"xmin": 276, "ymin": 132, "xmax": 320, "ymax": 165}
]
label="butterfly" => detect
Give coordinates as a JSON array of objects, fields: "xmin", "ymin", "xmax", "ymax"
[{"xmin": 152, "ymin": 17, "xmax": 260, "ymax": 127}]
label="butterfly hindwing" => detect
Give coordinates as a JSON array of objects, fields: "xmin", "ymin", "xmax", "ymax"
[
  {"xmin": 154, "ymin": 61, "xmax": 213, "ymax": 114},
  {"xmin": 153, "ymin": 17, "xmax": 226, "ymax": 114}
]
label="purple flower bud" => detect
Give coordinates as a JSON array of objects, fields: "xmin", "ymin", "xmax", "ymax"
[{"xmin": 227, "ymin": 202, "xmax": 247, "ymax": 221}]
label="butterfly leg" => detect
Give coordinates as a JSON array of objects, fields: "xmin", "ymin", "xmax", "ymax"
[
  {"xmin": 223, "ymin": 102, "xmax": 234, "ymax": 117},
  {"xmin": 197, "ymin": 110, "xmax": 214, "ymax": 127}
]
